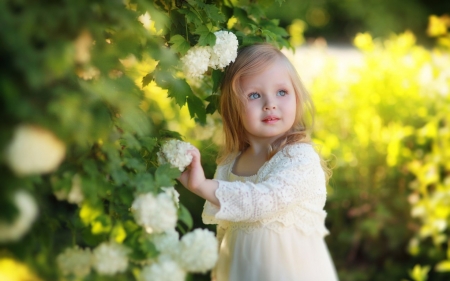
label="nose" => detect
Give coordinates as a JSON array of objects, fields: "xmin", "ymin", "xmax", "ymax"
[{"xmin": 263, "ymin": 100, "xmax": 276, "ymax": 111}]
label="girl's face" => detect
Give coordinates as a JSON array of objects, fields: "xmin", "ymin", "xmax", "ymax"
[{"xmin": 239, "ymin": 59, "xmax": 297, "ymax": 145}]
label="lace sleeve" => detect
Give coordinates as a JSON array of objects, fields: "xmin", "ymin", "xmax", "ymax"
[{"xmin": 214, "ymin": 144, "xmax": 326, "ymax": 223}]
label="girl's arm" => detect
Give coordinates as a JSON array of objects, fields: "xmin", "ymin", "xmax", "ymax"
[{"xmin": 177, "ymin": 148, "xmax": 220, "ymax": 206}]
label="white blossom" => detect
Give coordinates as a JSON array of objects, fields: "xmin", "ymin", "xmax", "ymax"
[
  {"xmin": 92, "ymin": 242, "xmax": 130, "ymax": 275},
  {"xmin": 68, "ymin": 174, "xmax": 84, "ymax": 205},
  {"xmin": 131, "ymin": 192, "xmax": 177, "ymax": 234},
  {"xmin": 209, "ymin": 30, "xmax": 238, "ymax": 70},
  {"xmin": 157, "ymin": 139, "xmax": 195, "ymax": 172},
  {"xmin": 57, "ymin": 246, "xmax": 93, "ymax": 278},
  {"xmin": 152, "ymin": 229, "xmax": 180, "ymax": 257},
  {"xmin": 178, "ymin": 229, "xmax": 218, "ymax": 273},
  {"xmin": 0, "ymin": 190, "xmax": 38, "ymax": 242},
  {"xmin": 5, "ymin": 124, "xmax": 66, "ymax": 176},
  {"xmin": 140, "ymin": 256, "xmax": 186, "ymax": 281},
  {"xmin": 181, "ymin": 46, "xmax": 211, "ymax": 79},
  {"xmin": 161, "ymin": 186, "xmax": 180, "ymax": 208}
]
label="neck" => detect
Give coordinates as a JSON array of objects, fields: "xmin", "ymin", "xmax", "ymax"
[{"xmin": 245, "ymin": 139, "xmax": 272, "ymax": 158}]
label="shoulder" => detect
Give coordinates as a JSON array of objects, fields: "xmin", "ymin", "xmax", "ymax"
[
  {"xmin": 280, "ymin": 143, "xmax": 319, "ymax": 163},
  {"xmin": 263, "ymin": 143, "xmax": 322, "ymax": 173},
  {"xmin": 260, "ymin": 142, "xmax": 324, "ymax": 180}
]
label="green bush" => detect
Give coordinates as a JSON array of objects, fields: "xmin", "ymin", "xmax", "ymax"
[{"xmin": 0, "ymin": 0, "xmax": 290, "ymax": 280}]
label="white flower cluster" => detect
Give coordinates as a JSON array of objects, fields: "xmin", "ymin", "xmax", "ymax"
[
  {"xmin": 152, "ymin": 229, "xmax": 180, "ymax": 257},
  {"xmin": 181, "ymin": 46, "xmax": 211, "ymax": 80},
  {"xmin": 131, "ymin": 192, "xmax": 177, "ymax": 234},
  {"xmin": 209, "ymin": 30, "xmax": 239, "ymax": 70},
  {"xmin": 161, "ymin": 186, "xmax": 180, "ymax": 208},
  {"xmin": 0, "ymin": 190, "xmax": 38, "ymax": 242},
  {"xmin": 5, "ymin": 124, "xmax": 66, "ymax": 176},
  {"xmin": 142, "ymin": 228, "xmax": 218, "ymax": 280},
  {"xmin": 157, "ymin": 139, "xmax": 195, "ymax": 172},
  {"xmin": 92, "ymin": 242, "xmax": 130, "ymax": 275},
  {"xmin": 140, "ymin": 256, "xmax": 185, "ymax": 281},
  {"xmin": 181, "ymin": 31, "xmax": 238, "ymax": 79},
  {"xmin": 178, "ymin": 228, "xmax": 219, "ymax": 273},
  {"xmin": 56, "ymin": 246, "xmax": 93, "ymax": 278},
  {"xmin": 57, "ymin": 242, "xmax": 130, "ymax": 277}
]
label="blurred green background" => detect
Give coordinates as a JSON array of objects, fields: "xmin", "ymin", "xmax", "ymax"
[{"xmin": 265, "ymin": 0, "xmax": 450, "ymax": 45}]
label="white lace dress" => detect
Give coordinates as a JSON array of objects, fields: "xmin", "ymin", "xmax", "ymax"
[{"xmin": 202, "ymin": 143, "xmax": 339, "ymax": 281}]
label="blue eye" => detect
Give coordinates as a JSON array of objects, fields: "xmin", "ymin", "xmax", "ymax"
[
  {"xmin": 277, "ymin": 90, "xmax": 287, "ymax": 96},
  {"xmin": 248, "ymin": 92, "xmax": 261, "ymax": 100}
]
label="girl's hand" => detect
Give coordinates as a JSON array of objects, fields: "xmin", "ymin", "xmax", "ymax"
[
  {"xmin": 178, "ymin": 148, "xmax": 205, "ymax": 192},
  {"xmin": 177, "ymin": 148, "xmax": 220, "ymax": 206}
]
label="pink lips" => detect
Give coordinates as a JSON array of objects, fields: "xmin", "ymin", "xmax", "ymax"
[{"xmin": 262, "ymin": 116, "xmax": 280, "ymax": 124}]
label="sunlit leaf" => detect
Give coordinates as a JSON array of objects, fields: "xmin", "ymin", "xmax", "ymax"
[{"xmin": 169, "ymin": 34, "xmax": 191, "ymax": 55}]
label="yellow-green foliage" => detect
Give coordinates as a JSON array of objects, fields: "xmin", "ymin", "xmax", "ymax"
[{"xmin": 305, "ymin": 17, "xmax": 450, "ymax": 280}]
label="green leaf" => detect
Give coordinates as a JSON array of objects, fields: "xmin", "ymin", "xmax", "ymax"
[
  {"xmin": 187, "ymin": 94, "xmax": 207, "ymax": 124},
  {"xmin": 204, "ymin": 4, "xmax": 226, "ymax": 24},
  {"xmin": 211, "ymin": 69, "xmax": 224, "ymax": 94},
  {"xmin": 124, "ymin": 157, "xmax": 146, "ymax": 172},
  {"xmin": 178, "ymin": 204, "xmax": 193, "ymax": 230},
  {"xmin": 134, "ymin": 173, "xmax": 156, "ymax": 194},
  {"xmin": 110, "ymin": 167, "xmax": 129, "ymax": 186},
  {"xmin": 242, "ymin": 35, "xmax": 264, "ymax": 46},
  {"xmin": 148, "ymin": 5, "xmax": 170, "ymax": 33},
  {"xmin": 140, "ymin": 239, "xmax": 159, "ymax": 258},
  {"xmin": 121, "ymin": 132, "xmax": 142, "ymax": 150},
  {"xmin": 205, "ymin": 94, "xmax": 220, "ymax": 114},
  {"xmin": 169, "ymin": 34, "xmax": 191, "ymax": 55},
  {"xmin": 233, "ymin": 7, "xmax": 257, "ymax": 28},
  {"xmin": 139, "ymin": 136, "xmax": 157, "ymax": 151},
  {"xmin": 247, "ymin": 4, "xmax": 265, "ymax": 19},
  {"xmin": 195, "ymin": 26, "xmax": 216, "ymax": 46},
  {"xmin": 261, "ymin": 29, "xmax": 277, "ymax": 42},
  {"xmin": 168, "ymin": 78, "xmax": 193, "ymax": 107},
  {"xmin": 153, "ymin": 68, "xmax": 174, "ymax": 89},
  {"xmin": 261, "ymin": 20, "xmax": 289, "ymax": 37},
  {"xmin": 82, "ymin": 160, "xmax": 99, "ymax": 178},
  {"xmin": 142, "ymin": 73, "xmax": 154, "ymax": 88},
  {"xmin": 159, "ymin": 130, "xmax": 183, "ymax": 140},
  {"xmin": 178, "ymin": 8, "xmax": 202, "ymax": 26},
  {"xmin": 155, "ymin": 164, "xmax": 181, "ymax": 187},
  {"xmin": 120, "ymin": 107, "xmax": 151, "ymax": 136}
]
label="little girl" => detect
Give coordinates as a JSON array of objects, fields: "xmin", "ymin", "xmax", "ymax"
[{"xmin": 178, "ymin": 43, "xmax": 338, "ymax": 281}]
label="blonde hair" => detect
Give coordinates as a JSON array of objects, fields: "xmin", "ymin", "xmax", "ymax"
[{"xmin": 217, "ymin": 43, "xmax": 331, "ymax": 180}]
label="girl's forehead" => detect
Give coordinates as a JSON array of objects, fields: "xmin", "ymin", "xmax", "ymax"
[{"xmin": 239, "ymin": 60, "xmax": 292, "ymax": 86}]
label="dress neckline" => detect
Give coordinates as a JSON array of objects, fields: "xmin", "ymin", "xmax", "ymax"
[{"xmin": 230, "ymin": 147, "xmax": 282, "ymax": 178}]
